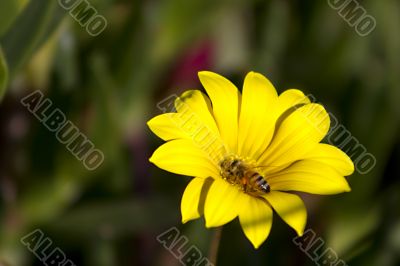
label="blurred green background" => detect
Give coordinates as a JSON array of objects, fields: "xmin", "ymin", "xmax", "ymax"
[{"xmin": 0, "ymin": 0, "xmax": 399, "ymax": 265}]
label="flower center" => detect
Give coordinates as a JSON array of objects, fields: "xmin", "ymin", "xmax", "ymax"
[{"xmin": 219, "ymin": 156, "xmax": 270, "ymax": 196}]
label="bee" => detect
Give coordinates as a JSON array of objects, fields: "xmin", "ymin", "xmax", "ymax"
[{"xmin": 220, "ymin": 157, "xmax": 270, "ymax": 195}]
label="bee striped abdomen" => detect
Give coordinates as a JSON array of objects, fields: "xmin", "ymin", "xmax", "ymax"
[{"xmin": 250, "ymin": 172, "xmax": 270, "ymax": 193}]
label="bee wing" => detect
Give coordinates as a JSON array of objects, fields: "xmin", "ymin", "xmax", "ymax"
[{"xmin": 250, "ymin": 164, "xmax": 286, "ymax": 170}]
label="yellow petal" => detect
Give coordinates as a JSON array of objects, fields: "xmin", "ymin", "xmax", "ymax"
[
  {"xmin": 276, "ymin": 89, "xmax": 311, "ymax": 118},
  {"xmin": 149, "ymin": 139, "xmax": 219, "ymax": 178},
  {"xmin": 239, "ymin": 196, "xmax": 273, "ymax": 249},
  {"xmin": 198, "ymin": 71, "xmax": 240, "ymax": 153},
  {"xmin": 174, "ymin": 90, "xmax": 227, "ymax": 159},
  {"xmin": 204, "ymin": 178, "xmax": 246, "ymax": 227},
  {"xmin": 263, "ymin": 191, "xmax": 306, "ymax": 236},
  {"xmin": 301, "ymin": 143, "xmax": 354, "ymax": 176},
  {"xmin": 238, "ymin": 72, "xmax": 278, "ymax": 159},
  {"xmin": 267, "ymin": 160, "xmax": 351, "ymax": 195},
  {"xmin": 174, "ymin": 90, "xmax": 220, "ymax": 135},
  {"xmin": 147, "ymin": 113, "xmax": 188, "ymax": 141},
  {"xmin": 181, "ymin": 177, "xmax": 212, "ymax": 223},
  {"xmin": 258, "ymin": 103, "xmax": 330, "ymax": 173},
  {"xmin": 148, "ymin": 90, "xmax": 227, "ymax": 160}
]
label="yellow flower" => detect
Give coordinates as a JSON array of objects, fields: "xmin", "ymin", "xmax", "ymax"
[{"xmin": 148, "ymin": 71, "xmax": 354, "ymax": 249}]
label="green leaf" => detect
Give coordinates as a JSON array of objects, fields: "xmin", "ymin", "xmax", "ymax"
[
  {"xmin": 47, "ymin": 199, "xmax": 178, "ymax": 240},
  {"xmin": 0, "ymin": 46, "xmax": 8, "ymax": 99},
  {"xmin": 1, "ymin": 0, "xmax": 57, "ymax": 78},
  {"xmin": 0, "ymin": 0, "xmax": 20, "ymax": 37}
]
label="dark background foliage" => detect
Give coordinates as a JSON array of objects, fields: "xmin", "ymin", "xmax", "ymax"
[{"xmin": 0, "ymin": 0, "xmax": 399, "ymax": 265}]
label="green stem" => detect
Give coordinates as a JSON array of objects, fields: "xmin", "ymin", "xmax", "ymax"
[{"xmin": 208, "ymin": 227, "xmax": 222, "ymax": 265}]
